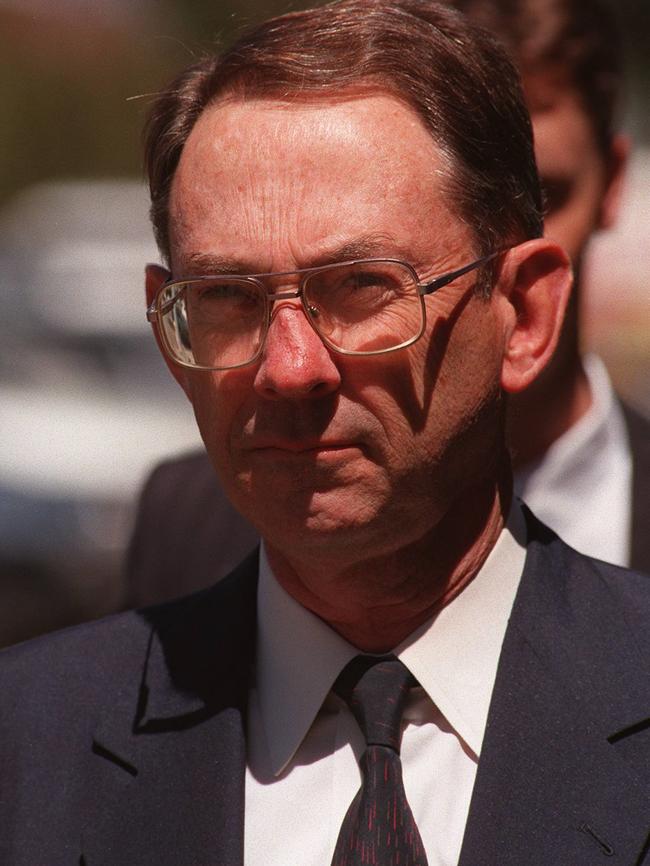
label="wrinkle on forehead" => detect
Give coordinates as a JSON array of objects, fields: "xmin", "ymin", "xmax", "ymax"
[
  {"xmin": 168, "ymin": 92, "xmax": 462, "ymax": 274},
  {"xmin": 178, "ymin": 233, "xmax": 402, "ymax": 276}
]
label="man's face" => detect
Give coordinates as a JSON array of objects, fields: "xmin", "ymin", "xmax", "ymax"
[
  {"xmin": 163, "ymin": 92, "xmax": 510, "ymax": 562},
  {"xmin": 530, "ymin": 84, "xmax": 622, "ymax": 271}
]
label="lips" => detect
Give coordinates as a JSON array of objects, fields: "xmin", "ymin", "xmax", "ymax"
[
  {"xmin": 245, "ymin": 439, "xmax": 359, "ymax": 454},
  {"xmin": 234, "ymin": 403, "xmax": 373, "ymax": 457}
]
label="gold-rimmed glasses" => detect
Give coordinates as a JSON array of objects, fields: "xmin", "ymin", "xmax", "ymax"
[{"xmin": 146, "ymin": 251, "xmax": 503, "ymax": 371}]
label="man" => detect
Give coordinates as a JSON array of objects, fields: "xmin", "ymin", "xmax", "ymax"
[
  {"xmin": 1, "ymin": 2, "xmax": 648, "ymax": 864},
  {"xmin": 124, "ymin": 0, "xmax": 649, "ymax": 611}
]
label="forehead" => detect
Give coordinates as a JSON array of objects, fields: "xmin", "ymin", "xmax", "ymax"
[{"xmin": 168, "ymin": 92, "xmax": 467, "ymax": 271}]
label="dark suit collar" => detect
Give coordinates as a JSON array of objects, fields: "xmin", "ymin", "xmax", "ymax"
[
  {"xmin": 94, "ymin": 548, "xmax": 258, "ymax": 744},
  {"xmin": 459, "ymin": 513, "xmax": 650, "ymax": 866},
  {"xmin": 621, "ymin": 401, "xmax": 650, "ymax": 572},
  {"xmin": 85, "ymin": 550, "xmax": 259, "ymax": 866}
]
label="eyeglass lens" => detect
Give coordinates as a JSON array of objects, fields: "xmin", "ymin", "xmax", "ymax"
[{"xmin": 157, "ymin": 261, "xmax": 424, "ymax": 369}]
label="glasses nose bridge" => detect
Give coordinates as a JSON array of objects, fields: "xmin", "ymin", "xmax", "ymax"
[
  {"xmin": 265, "ymin": 271, "xmax": 311, "ymax": 324},
  {"xmin": 264, "ymin": 270, "xmax": 306, "ymax": 302},
  {"xmin": 263, "ymin": 272, "xmax": 327, "ymax": 356}
]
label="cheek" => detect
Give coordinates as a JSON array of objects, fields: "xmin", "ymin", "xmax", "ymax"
[
  {"xmin": 350, "ymin": 302, "xmax": 503, "ymax": 463},
  {"xmin": 426, "ymin": 297, "xmax": 504, "ymax": 398},
  {"xmin": 544, "ymin": 176, "xmax": 605, "ymax": 261},
  {"xmin": 185, "ymin": 371, "xmax": 249, "ymax": 467},
  {"xmin": 424, "ymin": 303, "xmax": 504, "ymax": 432}
]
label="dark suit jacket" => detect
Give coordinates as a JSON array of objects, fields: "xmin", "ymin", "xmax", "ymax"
[
  {"xmin": 1, "ymin": 516, "xmax": 649, "ymax": 865},
  {"xmin": 124, "ymin": 400, "xmax": 650, "ymax": 608},
  {"xmin": 623, "ymin": 403, "xmax": 650, "ymax": 571}
]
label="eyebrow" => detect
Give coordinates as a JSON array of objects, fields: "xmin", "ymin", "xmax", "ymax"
[{"xmin": 178, "ymin": 233, "xmax": 401, "ymax": 277}]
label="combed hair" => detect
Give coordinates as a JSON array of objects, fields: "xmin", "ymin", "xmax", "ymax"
[{"xmin": 144, "ymin": 0, "xmax": 543, "ymax": 278}]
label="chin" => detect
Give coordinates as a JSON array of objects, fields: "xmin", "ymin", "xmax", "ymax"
[
  {"xmin": 267, "ymin": 521, "xmax": 379, "ymax": 565},
  {"xmin": 264, "ymin": 492, "xmax": 424, "ymax": 565}
]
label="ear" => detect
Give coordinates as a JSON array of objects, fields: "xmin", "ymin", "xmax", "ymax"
[
  {"xmin": 145, "ymin": 264, "xmax": 192, "ymax": 399},
  {"xmin": 496, "ymin": 239, "xmax": 573, "ymax": 394},
  {"xmin": 598, "ymin": 133, "xmax": 629, "ymax": 230}
]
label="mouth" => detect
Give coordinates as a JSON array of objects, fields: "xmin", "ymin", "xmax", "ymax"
[{"xmin": 246, "ymin": 440, "xmax": 361, "ymax": 455}]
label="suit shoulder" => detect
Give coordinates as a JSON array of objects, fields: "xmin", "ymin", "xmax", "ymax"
[
  {"xmin": 1, "ymin": 560, "xmax": 253, "ymax": 667},
  {"xmin": 0, "ymin": 610, "xmax": 154, "ymax": 749},
  {"xmin": 0, "ymin": 572, "xmax": 253, "ymax": 747},
  {"xmin": 577, "ymin": 550, "xmax": 650, "ymax": 606},
  {"xmin": 0, "ymin": 608, "xmax": 151, "ymax": 697},
  {"xmin": 524, "ymin": 525, "xmax": 650, "ymax": 664},
  {"xmin": 538, "ymin": 528, "xmax": 650, "ymax": 605}
]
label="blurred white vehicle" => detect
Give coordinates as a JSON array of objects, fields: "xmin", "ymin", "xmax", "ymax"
[{"xmin": 0, "ymin": 180, "xmax": 201, "ymax": 641}]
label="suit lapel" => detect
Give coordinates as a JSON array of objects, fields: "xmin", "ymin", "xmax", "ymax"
[
  {"xmin": 459, "ymin": 518, "xmax": 650, "ymax": 866},
  {"xmin": 622, "ymin": 402, "xmax": 650, "ymax": 573},
  {"xmin": 83, "ymin": 552, "xmax": 259, "ymax": 866}
]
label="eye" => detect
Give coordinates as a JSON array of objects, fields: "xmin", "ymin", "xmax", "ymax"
[
  {"xmin": 191, "ymin": 279, "xmax": 263, "ymax": 315},
  {"xmin": 350, "ymin": 271, "xmax": 386, "ymax": 289},
  {"xmin": 196, "ymin": 280, "xmax": 247, "ymax": 300},
  {"xmin": 332, "ymin": 268, "xmax": 396, "ymax": 303},
  {"xmin": 541, "ymin": 176, "xmax": 571, "ymax": 215}
]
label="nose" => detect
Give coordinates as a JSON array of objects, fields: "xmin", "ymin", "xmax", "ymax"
[{"xmin": 253, "ymin": 302, "xmax": 341, "ymax": 400}]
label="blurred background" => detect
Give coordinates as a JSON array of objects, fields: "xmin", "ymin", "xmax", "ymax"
[{"xmin": 0, "ymin": 0, "xmax": 648, "ymax": 646}]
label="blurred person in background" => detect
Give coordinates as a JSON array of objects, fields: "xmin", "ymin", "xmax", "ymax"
[
  {"xmin": 451, "ymin": 0, "xmax": 650, "ymax": 571},
  {"xmin": 124, "ymin": 0, "xmax": 649, "ymax": 611}
]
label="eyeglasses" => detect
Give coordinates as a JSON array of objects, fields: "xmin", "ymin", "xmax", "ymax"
[{"xmin": 146, "ymin": 251, "xmax": 502, "ymax": 371}]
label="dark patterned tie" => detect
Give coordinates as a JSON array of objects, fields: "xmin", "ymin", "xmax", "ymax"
[{"xmin": 331, "ymin": 655, "xmax": 429, "ymax": 866}]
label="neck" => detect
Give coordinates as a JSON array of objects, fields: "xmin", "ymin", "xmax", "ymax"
[{"xmin": 265, "ymin": 465, "xmax": 512, "ymax": 652}]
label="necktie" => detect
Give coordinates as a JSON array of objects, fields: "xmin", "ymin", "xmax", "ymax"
[{"xmin": 331, "ymin": 655, "xmax": 429, "ymax": 866}]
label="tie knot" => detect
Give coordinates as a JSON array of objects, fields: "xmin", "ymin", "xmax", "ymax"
[{"xmin": 334, "ymin": 655, "xmax": 415, "ymax": 752}]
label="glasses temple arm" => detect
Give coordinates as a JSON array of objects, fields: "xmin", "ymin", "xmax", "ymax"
[{"xmin": 418, "ymin": 249, "xmax": 504, "ymax": 296}]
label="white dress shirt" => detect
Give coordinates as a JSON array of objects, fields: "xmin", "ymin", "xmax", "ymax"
[
  {"xmin": 244, "ymin": 502, "xmax": 528, "ymax": 866},
  {"xmin": 514, "ymin": 354, "xmax": 632, "ymax": 567}
]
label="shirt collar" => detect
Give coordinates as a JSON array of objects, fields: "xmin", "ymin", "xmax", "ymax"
[
  {"xmin": 395, "ymin": 500, "xmax": 527, "ymax": 756},
  {"xmin": 255, "ymin": 545, "xmax": 357, "ymax": 776},
  {"xmin": 255, "ymin": 501, "xmax": 527, "ymax": 775},
  {"xmin": 512, "ymin": 354, "xmax": 631, "ymax": 565},
  {"xmin": 515, "ymin": 353, "xmax": 625, "ymax": 493}
]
